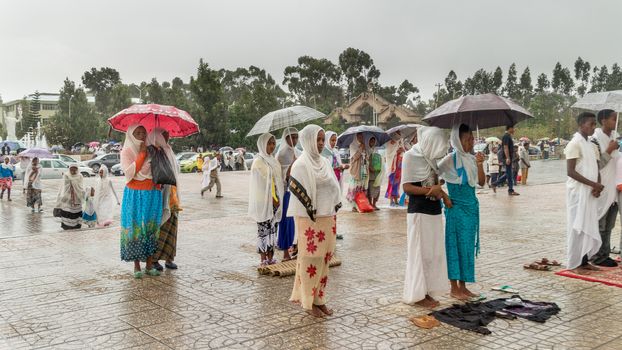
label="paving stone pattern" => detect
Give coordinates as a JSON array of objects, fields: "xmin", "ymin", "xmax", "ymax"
[{"xmin": 1, "ymin": 160, "xmax": 621, "ymax": 349}]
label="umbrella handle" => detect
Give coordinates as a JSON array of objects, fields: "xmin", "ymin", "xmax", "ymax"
[{"xmin": 616, "ymin": 112, "xmax": 620, "ymax": 137}]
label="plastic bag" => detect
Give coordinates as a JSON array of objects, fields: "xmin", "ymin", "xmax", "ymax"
[
  {"xmin": 148, "ymin": 146, "xmax": 176, "ymax": 186},
  {"xmin": 354, "ymin": 191, "xmax": 374, "ymax": 213}
]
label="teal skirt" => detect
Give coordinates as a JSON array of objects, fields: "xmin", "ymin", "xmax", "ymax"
[
  {"xmin": 444, "ymin": 183, "xmax": 479, "ymax": 283},
  {"xmin": 120, "ymin": 187, "xmax": 162, "ymax": 261}
]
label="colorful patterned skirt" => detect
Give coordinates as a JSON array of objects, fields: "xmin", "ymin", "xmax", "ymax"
[
  {"xmin": 290, "ymin": 216, "xmax": 337, "ymax": 310},
  {"xmin": 0, "ymin": 177, "xmax": 12, "ymax": 190},
  {"xmin": 277, "ymin": 191, "xmax": 295, "ymax": 250},
  {"xmin": 154, "ymin": 212, "xmax": 178, "ymax": 261},
  {"xmin": 120, "ymin": 187, "xmax": 163, "ymax": 262}
]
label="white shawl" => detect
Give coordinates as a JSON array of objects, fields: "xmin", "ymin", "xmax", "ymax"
[
  {"xmin": 121, "ymin": 124, "xmax": 152, "ymax": 183},
  {"xmin": 592, "ymin": 128, "xmax": 619, "ymax": 219},
  {"xmin": 288, "ymin": 125, "xmax": 341, "ymax": 218},
  {"xmin": 438, "ymin": 125, "xmax": 478, "ymax": 187},
  {"xmin": 276, "ymin": 127, "xmax": 301, "ymax": 182},
  {"xmin": 385, "ymin": 133, "xmax": 404, "ymax": 175},
  {"xmin": 83, "ymin": 187, "xmax": 96, "ymax": 216},
  {"xmin": 565, "ymin": 132, "xmax": 602, "ymax": 269},
  {"xmin": 201, "ymin": 157, "xmax": 219, "ymax": 188},
  {"xmin": 25, "ymin": 162, "xmax": 42, "ymax": 190},
  {"xmin": 248, "ymin": 133, "xmax": 284, "ymax": 223},
  {"xmin": 94, "ymin": 165, "xmax": 119, "ymax": 224},
  {"xmin": 401, "ymin": 126, "xmax": 448, "ymax": 186},
  {"xmin": 55, "ymin": 166, "xmax": 84, "ymax": 209},
  {"xmin": 321, "ymin": 131, "xmax": 342, "ymax": 167}
]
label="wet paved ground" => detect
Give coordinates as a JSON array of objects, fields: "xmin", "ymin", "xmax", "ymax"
[{"xmin": 1, "ymin": 159, "xmax": 622, "ymax": 349}]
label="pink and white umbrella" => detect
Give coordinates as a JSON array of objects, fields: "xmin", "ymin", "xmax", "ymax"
[{"xmin": 108, "ymin": 104, "xmax": 199, "ymax": 138}]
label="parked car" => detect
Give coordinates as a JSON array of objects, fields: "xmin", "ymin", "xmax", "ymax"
[
  {"xmin": 82, "ymin": 153, "xmax": 120, "ymax": 173},
  {"xmin": 180, "ymin": 152, "xmax": 214, "ymax": 173},
  {"xmin": 50, "ymin": 154, "xmax": 80, "ymax": 166},
  {"xmin": 36, "ymin": 159, "xmax": 95, "ymax": 179},
  {"xmin": 176, "ymin": 152, "xmax": 197, "ymax": 163},
  {"xmin": 528, "ymin": 146, "xmax": 542, "ymax": 157},
  {"xmin": 111, "ymin": 163, "xmax": 124, "ymax": 176}
]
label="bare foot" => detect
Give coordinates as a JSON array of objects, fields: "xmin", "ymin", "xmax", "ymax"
[
  {"xmin": 415, "ymin": 298, "xmax": 438, "ymax": 309},
  {"xmin": 425, "ymin": 295, "xmax": 440, "ymax": 308},
  {"xmin": 462, "ymin": 287, "xmax": 478, "ymax": 298},
  {"xmin": 450, "ymin": 292, "xmax": 470, "ymax": 301},
  {"xmin": 315, "ymin": 304, "xmax": 334, "ymax": 316},
  {"xmin": 306, "ymin": 305, "xmax": 324, "ymax": 318}
]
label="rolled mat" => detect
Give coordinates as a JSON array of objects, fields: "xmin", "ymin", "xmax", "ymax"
[{"xmin": 258, "ymin": 257, "xmax": 342, "ymax": 277}]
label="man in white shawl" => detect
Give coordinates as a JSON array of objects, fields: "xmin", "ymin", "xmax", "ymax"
[
  {"xmin": 590, "ymin": 109, "xmax": 620, "ymax": 267},
  {"xmin": 248, "ymin": 133, "xmax": 284, "ymax": 265},
  {"xmin": 401, "ymin": 126, "xmax": 450, "ymax": 308},
  {"xmin": 288, "ymin": 124, "xmax": 341, "ymax": 318},
  {"xmin": 564, "ymin": 112, "xmax": 604, "ymax": 270}
]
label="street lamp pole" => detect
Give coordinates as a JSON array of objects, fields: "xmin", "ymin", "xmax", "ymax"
[
  {"xmin": 133, "ymin": 86, "xmax": 144, "ymax": 103},
  {"xmin": 68, "ymin": 95, "xmax": 74, "ymax": 119}
]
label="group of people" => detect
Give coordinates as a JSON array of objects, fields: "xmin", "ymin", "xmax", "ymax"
[{"xmin": 565, "ymin": 109, "xmax": 622, "ymax": 271}]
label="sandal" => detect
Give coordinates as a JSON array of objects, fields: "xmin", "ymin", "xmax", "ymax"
[
  {"xmin": 537, "ymin": 258, "xmax": 561, "ymax": 266},
  {"xmin": 492, "ymin": 285, "xmax": 518, "ymax": 293},
  {"xmin": 523, "ymin": 263, "xmax": 551, "ymax": 271},
  {"xmin": 165, "ymin": 262, "xmax": 178, "ymax": 269},
  {"xmin": 144, "ymin": 268, "xmax": 161, "ymax": 276},
  {"xmin": 469, "ymin": 294, "xmax": 487, "ymax": 302},
  {"xmin": 410, "ymin": 315, "xmax": 440, "ymax": 329},
  {"xmin": 133, "ymin": 271, "xmax": 143, "ymax": 279}
]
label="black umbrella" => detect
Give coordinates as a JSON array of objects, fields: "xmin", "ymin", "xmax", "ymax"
[
  {"xmin": 337, "ymin": 125, "xmax": 390, "ymax": 149},
  {"xmin": 423, "ymin": 93, "xmax": 533, "ymax": 129}
]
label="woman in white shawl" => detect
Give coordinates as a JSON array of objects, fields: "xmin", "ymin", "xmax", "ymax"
[
  {"xmin": 288, "ymin": 124, "xmax": 341, "ymax": 318},
  {"xmin": 346, "ymin": 133, "xmax": 368, "ymax": 212},
  {"xmin": 385, "ymin": 133, "xmax": 405, "ymax": 207},
  {"xmin": 55, "ymin": 164, "xmax": 84, "ymax": 230},
  {"xmin": 25, "ymin": 157, "xmax": 43, "ymax": 212},
  {"xmin": 119, "ymin": 124, "xmax": 163, "ymax": 279},
  {"xmin": 276, "ymin": 127, "xmax": 300, "ymax": 260},
  {"xmin": 438, "ymin": 124, "xmax": 485, "ymax": 301},
  {"xmin": 148, "ymin": 128, "xmax": 181, "ymax": 271},
  {"xmin": 321, "ymin": 131, "xmax": 349, "ymax": 184},
  {"xmin": 249, "ymin": 133, "xmax": 284, "ymax": 266},
  {"xmin": 401, "ymin": 126, "xmax": 450, "ymax": 308},
  {"xmin": 94, "ymin": 165, "xmax": 119, "ymax": 227}
]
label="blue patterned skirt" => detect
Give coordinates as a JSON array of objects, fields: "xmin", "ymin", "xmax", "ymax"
[
  {"xmin": 277, "ymin": 191, "xmax": 296, "ymax": 250},
  {"xmin": 444, "ymin": 183, "xmax": 479, "ymax": 283},
  {"xmin": 120, "ymin": 187, "xmax": 163, "ymax": 261}
]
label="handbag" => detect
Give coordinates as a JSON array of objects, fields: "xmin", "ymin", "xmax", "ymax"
[{"xmin": 148, "ymin": 146, "xmax": 177, "ymax": 186}]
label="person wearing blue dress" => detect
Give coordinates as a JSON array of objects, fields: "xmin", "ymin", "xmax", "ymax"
[{"xmin": 438, "ymin": 124, "xmax": 486, "ymax": 301}]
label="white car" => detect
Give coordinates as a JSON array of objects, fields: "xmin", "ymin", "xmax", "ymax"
[
  {"xmin": 50, "ymin": 154, "xmax": 81, "ymax": 166},
  {"xmin": 20, "ymin": 159, "xmax": 95, "ymax": 179}
]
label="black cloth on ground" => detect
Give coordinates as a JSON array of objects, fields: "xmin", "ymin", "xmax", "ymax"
[
  {"xmin": 431, "ymin": 295, "xmax": 560, "ymax": 335},
  {"xmin": 406, "ymin": 182, "xmax": 442, "ymax": 215}
]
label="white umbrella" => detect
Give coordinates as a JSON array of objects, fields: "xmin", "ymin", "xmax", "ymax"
[
  {"xmin": 572, "ymin": 90, "xmax": 622, "ymax": 131},
  {"xmin": 246, "ymin": 105, "xmax": 326, "ymax": 136},
  {"xmin": 485, "ymin": 137, "xmax": 501, "ymax": 144}
]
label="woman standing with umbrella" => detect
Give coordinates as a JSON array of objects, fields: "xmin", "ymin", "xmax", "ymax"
[
  {"xmin": 25, "ymin": 157, "xmax": 43, "ymax": 213},
  {"xmin": 288, "ymin": 124, "xmax": 341, "ymax": 317},
  {"xmin": 438, "ymin": 124, "xmax": 486, "ymax": 300},
  {"xmin": 120, "ymin": 124, "xmax": 162, "ymax": 279}
]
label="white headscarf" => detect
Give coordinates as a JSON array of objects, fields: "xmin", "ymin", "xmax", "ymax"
[
  {"xmin": 94, "ymin": 165, "xmax": 119, "ymax": 223},
  {"xmin": 56, "ymin": 165, "xmax": 84, "ymax": 209},
  {"xmin": 401, "ymin": 126, "xmax": 448, "ymax": 186},
  {"xmin": 438, "ymin": 125, "xmax": 478, "ymax": 187},
  {"xmin": 321, "ymin": 131, "xmax": 341, "ymax": 164},
  {"xmin": 120, "ymin": 124, "xmax": 152, "ymax": 183},
  {"xmin": 83, "ymin": 186, "xmax": 96, "ymax": 216},
  {"xmin": 248, "ymin": 133, "xmax": 284, "ymax": 223},
  {"xmin": 276, "ymin": 127, "xmax": 301, "ymax": 182},
  {"xmin": 289, "ymin": 125, "xmax": 341, "ymax": 219},
  {"xmin": 386, "ymin": 132, "xmax": 404, "ymax": 174},
  {"xmin": 146, "ymin": 128, "xmax": 179, "ymax": 183}
]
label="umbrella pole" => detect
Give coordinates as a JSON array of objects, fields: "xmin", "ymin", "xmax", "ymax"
[{"xmin": 616, "ymin": 112, "xmax": 620, "ymax": 137}]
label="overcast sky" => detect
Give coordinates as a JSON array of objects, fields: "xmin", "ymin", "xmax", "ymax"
[{"xmin": 1, "ymin": 0, "xmax": 621, "ymax": 102}]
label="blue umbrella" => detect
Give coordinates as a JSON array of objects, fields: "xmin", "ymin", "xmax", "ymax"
[
  {"xmin": 337, "ymin": 125, "xmax": 390, "ymax": 149},
  {"xmin": 0, "ymin": 141, "xmax": 23, "ymax": 151}
]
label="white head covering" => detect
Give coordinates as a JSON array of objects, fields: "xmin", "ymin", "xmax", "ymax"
[
  {"xmin": 321, "ymin": 131, "xmax": 342, "ymax": 168},
  {"xmin": 248, "ymin": 133, "xmax": 284, "ymax": 223},
  {"xmin": 276, "ymin": 127, "xmax": 301, "ymax": 181},
  {"xmin": 438, "ymin": 124, "xmax": 478, "ymax": 187},
  {"xmin": 401, "ymin": 126, "xmax": 448, "ymax": 186},
  {"xmin": 83, "ymin": 186, "xmax": 96, "ymax": 216},
  {"xmin": 288, "ymin": 125, "xmax": 341, "ymax": 219},
  {"xmin": 120, "ymin": 124, "xmax": 152, "ymax": 183}
]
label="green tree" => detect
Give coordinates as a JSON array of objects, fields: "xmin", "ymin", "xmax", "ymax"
[
  {"xmin": 590, "ymin": 65, "xmax": 608, "ymax": 92},
  {"xmin": 606, "ymin": 63, "xmax": 622, "ymax": 91},
  {"xmin": 535, "ymin": 73, "xmax": 550, "ymax": 93},
  {"xmin": 338, "ymin": 48, "xmax": 381, "ymax": 100},
  {"xmin": 519, "ymin": 67, "xmax": 533, "ymax": 101},
  {"xmin": 551, "ymin": 62, "xmax": 575, "ymax": 95},
  {"xmin": 504, "ymin": 63, "xmax": 519, "ymax": 99},
  {"xmin": 81, "ymin": 67, "xmax": 122, "ymax": 114},
  {"xmin": 574, "ymin": 57, "xmax": 591, "ymax": 96},
  {"xmin": 45, "ymin": 79, "xmax": 101, "ymax": 149},
  {"xmin": 145, "ymin": 78, "xmax": 165, "ymax": 104},
  {"xmin": 377, "ymin": 80, "xmax": 419, "ymax": 106},
  {"xmin": 444, "ymin": 70, "xmax": 463, "ymax": 99},
  {"xmin": 189, "ymin": 59, "xmax": 227, "ymax": 148},
  {"xmin": 492, "ymin": 67, "xmax": 503, "ymax": 94},
  {"xmin": 283, "ymin": 55, "xmax": 343, "ymax": 114}
]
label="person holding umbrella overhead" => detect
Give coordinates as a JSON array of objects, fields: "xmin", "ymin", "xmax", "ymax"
[{"xmin": 438, "ymin": 124, "xmax": 486, "ymax": 301}]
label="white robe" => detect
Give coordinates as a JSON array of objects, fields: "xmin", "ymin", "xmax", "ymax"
[
  {"xmin": 566, "ymin": 132, "xmax": 602, "ymax": 269},
  {"xmin": 592, "ymin": 128, "xmax": 619, "ymax": 219},
  {"xmin": 403, "ymin": 213, "xmax": 448, "ymax": 303}
]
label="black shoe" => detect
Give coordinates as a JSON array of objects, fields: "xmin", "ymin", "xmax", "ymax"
[
  {"xmin": 152, "ymin": 261, "xmax": 164, "ymax": 271},
  {"xmin": 595, "ymin": 258, "xmax": 618, "ymax": 267},
  {"xmin": 336, "ymin": 234, "xmax": 344, "ymax": 240},
  {"xmin": 165, "ymin": 262, "xmax": 178, "ymax": 269}
]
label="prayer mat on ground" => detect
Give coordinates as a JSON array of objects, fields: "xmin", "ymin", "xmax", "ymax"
[
  {"xmin": 555, "ymin": 266, "xmax": 622, "ymax": 288},
  {"xmin": 258, "ymin": 257, "xmax": 342, "ymax": 277}
]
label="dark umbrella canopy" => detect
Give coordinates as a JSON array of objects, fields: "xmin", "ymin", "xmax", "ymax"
[
  {"xmin": 423, "ymin": 93, "xmax": 533, "ymax": 129},
  {"xmin": 337, "ymin": 125, "xmax": 390, "ymax": 149}
]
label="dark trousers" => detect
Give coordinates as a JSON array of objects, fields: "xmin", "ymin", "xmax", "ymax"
[
  {"xmin": 593, "ymin": 203, "xmax": 618, "ymax": 264},
  {"xmin": 495, "ymin": 163, "xmax": 514, "ymax": 193}
]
